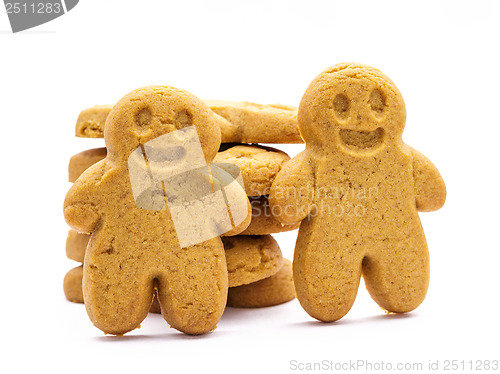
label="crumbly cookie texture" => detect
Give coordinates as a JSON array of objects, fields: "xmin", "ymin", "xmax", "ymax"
[
  {"xmin": 64, "ymin": 86, "xmax": 251, "ymax": 336},
  {"xmin": 75, "ymin": 101, "xmax": 303, "ymax": 144},
  {"xmin": 240, "ymin": 195, "xmax": 300, "ymax": 235},
  {"xmin": 269, "ymin": 63, "xmax": 446, "ymax": 322},
  {"xmin": 65, "ymin": 229, "xmax": 280, "ymax": 287},
  {"xmin": 214, "ymin": 145, "xmax": 290, "ymax": 196},
  {"xmin": 68, "ymin": 148, "xmax": 107, "ymax": 183},
  {"xmin": 228, "ymin": 259, "xmax": 295, "ymax": 308},
  {"xmin": 222, "ymin": 235, "xmax": 283, "ymax": 287}
]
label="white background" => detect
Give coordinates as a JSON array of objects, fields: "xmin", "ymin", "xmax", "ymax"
[{"xmin": 1, "ymin": 1, "xmax": 499, "ymax": 373}]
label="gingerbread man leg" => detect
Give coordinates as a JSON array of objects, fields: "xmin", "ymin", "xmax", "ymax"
[
  {"xmin": 362, "ymin": 237, "xmax": 430, "ymax": 313},
  {"xmin": 293, "ymin": 227, "xmax": 365, "ymax": 322},
  {"xmin": 83, "ymin": 252, "xmax": 154, "ymax": 335},
  {"xmin": 155, "ymin": 239, "xmax": 228, "ymax": 335}
]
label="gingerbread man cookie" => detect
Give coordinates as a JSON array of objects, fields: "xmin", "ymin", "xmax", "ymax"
[
  {"xmin": 270, "ymin": 63, "xmax": 446, "ymax": 321},
  {"xmin": 64, "ymin": 86, "xmax": 250, "ymax": 335}
]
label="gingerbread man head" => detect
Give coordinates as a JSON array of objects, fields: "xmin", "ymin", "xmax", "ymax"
[
  {"xmin": 104, "ymin": 86, "xmax": 226, "ymax": 164},
  {"xmin": 297, "ymin": 63, "xmax": 406, "ymax": 152}
]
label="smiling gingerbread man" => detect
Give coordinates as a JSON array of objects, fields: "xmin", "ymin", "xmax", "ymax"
[
  {"xmin": 64, "ymin": 86, "xmax": 250, "ymax": 335},
  {"xmin": 270, "ymin": 63, "xmax": 446, "ymax": 321}
]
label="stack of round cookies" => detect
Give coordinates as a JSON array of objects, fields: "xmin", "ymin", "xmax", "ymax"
[{"xmin": 64, "ymin": 100, "xmax": 303, "ymax": 312}]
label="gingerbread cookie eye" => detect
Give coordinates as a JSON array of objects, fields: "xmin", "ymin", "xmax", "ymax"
[
  {"xmin": 333, "ymin": 93, "xmax": 350, "ymax": 120},
  {"xmin": 369, "ymin": 89, "xmax": 386, "ymax": 114},
  {"xmin": 136, "ymin": 107, "xmax": 153, "ymax": 128},
  {"xmin": 175, "ymin": 109, "xmax": 193, "ymax": 129}
]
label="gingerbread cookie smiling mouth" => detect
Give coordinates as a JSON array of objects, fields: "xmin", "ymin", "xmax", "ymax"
[
  {"xmin": 338, "ymin": 127, "xmax": 384, "ymax": 151},
  {"xmin": 329, "ymin": 86, "xmax": 391, "ymax": 153},
  {"xmin": 333, "ymin": 90, "xmax": 388, "ymax": 153}
]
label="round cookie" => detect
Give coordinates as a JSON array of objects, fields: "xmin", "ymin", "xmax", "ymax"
[
  {"xmin": 223, "ymin": 235, "xmax": 283, "ymax": 287},
  {"xmin": 240, "ymin": 195, "xmax": 300, "ymax": 235},
  {"xmin": 205, "ymin": 100, "xmax": 302, "ymax": 144},
  {"xmin": 68, "ymin": 148, "xmax": 107, "ymax": 183},
  {"xmin": 227, "ymin": 259, "xmax": 295, "ymax": 308},
  {"xmin": 65, "ymin": 230, "xmax": 282, "ymax": 287},
  {"xmin": 66, "ymin": 229, "xmax": 90, "ymax": 262},
  {"xmin": 214, "ymin": 145, "xmax": 290, "ymax": 196},
  {"xmin": 75, "ymin": 105, "xmax": 113, "ymax": 138},
  {"xmin": 75, "ymin": 101, "xmax": 303, "ymax": 144},
  {"xmin": 63, "ymin": 266, "xmax": 84, "ymax": 303}
]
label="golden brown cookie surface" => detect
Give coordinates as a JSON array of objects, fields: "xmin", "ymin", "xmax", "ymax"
[
  {"xmin": 63, "ymin": 266, "xmax": 159, "ymax": 314},
  {"xmin": 222, "ymin": 235, "xmax": 283, "ymax": 287},
  {"xmin": 206, "ymin": 100, "xmax": 302, "ymax": 143},
  {"xmin": 66, "ymin": 230, "xmax": 89, "ymax": 262},
  {"xmin": 214, "ymin": 145, "xmax": 290, "ymax": 196},
  {"xmin": 270, "ymin": 63, "xmax": 446, "ymax": 322},
  {"xmin": 64, "ymin": 86, "xmax": 251, "ymax": 335},
  {"xmin": 227, "ymin": 259, "xmax": 295, "ymax": 308},
  {"xmin": 68, "ymin": 148, "xmax": 107, "ymax": 183},
  {"xmin": 76, "ymin": 101, "xmax": 303, "ymax": 144},
  {"xmin": 75, "ymin": 105, "xmax": 113, "ymax": 138}
]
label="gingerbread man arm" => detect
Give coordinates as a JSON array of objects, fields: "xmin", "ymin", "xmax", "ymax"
[
  {"xmin": 269, "ymin": 150, "xmax": 315, "ymax": 224},
  {"xmin": 64, "ymin": 160, "xmax": 109, "ymax": 234},
  {"xmin": 410, "ymin": 147, "xmax": 446, "ymax": 212}
]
